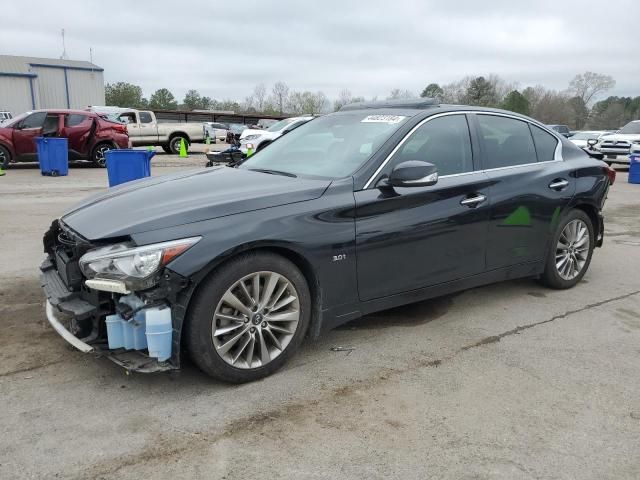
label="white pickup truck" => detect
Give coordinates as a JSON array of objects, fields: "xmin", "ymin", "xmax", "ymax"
[{"xmin": 115, "ymin": 109, "xmax": 205, "ymax": 154}]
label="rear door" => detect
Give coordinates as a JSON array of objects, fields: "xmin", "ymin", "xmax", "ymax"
[
  {"xmin": 474, "ymin": 113, "xmax": 575, "ymax": 269},
  {"xmin": 355, "ymin": 113, "xmax": 491, "ymax": 301},
  {"xmin": 12, "ymin": 112, "xmax": 47, "ymax": 157},
  {"xmin": 61, "ymin": 113, "xmax": 94, "ymax": 157}
]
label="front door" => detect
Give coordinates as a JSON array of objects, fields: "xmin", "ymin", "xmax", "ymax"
[
  {"xmin": 355, "ymin": 113, "xmax": 490, "ymax": 301},
  {"xmin": 473, "ymin": 113, "xmax": 576, "ymax": 269},
  {"xmin": 12, "ymin": 111, "xmax": 47, "ymax": 158},
  {"xmin": 61, "ymin": 113, "xmax": 94, "ymax": 158},
  {"xmin": 138, "ymin": 111, "xmax": 159, "ymax": 143}
]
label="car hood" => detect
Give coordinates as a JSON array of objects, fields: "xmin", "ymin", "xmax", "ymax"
[
  {"xmin": 62, "ymin": 167, "xmax": 331, "ymax": 240},
  {"xmin": 599, "ymin": 133, "xmax": 640, "ymax": 142}
]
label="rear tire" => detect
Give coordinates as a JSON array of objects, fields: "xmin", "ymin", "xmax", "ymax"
[
  {"xmin": 186, "ymin": 252, "xmax": 311, "ymax": 383},
  {"xmin": 169, "ymin": 136, "xmax": 187, "ymax": 155},
  {"xmin": 0, "ymin": 145, "xmax": 10, "ymax": 169},
  {"xmin": 92, "ymin": 143, "xmax": 113, "ymax": 167},
  {"xmin": 540, "ymin": 209, "xmax": 594, "ymax": 289}
]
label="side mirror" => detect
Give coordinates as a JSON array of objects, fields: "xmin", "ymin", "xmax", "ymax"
[
  {"xmin": 381, "ymin": 161, "xmax": 438, "ymax": 189},
  {"xmin": 587, "ymin": 138, "xmax": 598, "ymax": 147}
]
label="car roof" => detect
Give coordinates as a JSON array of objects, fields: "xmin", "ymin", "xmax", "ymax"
[{"xmin": 30, "ymin": 109, "xmax": 98, "ymax": 116}]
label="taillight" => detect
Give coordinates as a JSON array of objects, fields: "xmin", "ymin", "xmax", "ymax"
[{"xmin": 604, "ymin": 165, "xmax": 616, "ymax": 185}]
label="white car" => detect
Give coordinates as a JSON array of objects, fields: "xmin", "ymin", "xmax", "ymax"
[
  {"xmin": 239, "ymin": 116, "xmax": 313, "ymax": 154},
  {"xmin": 203, "ymin": 122, "xmax": 228, "ymax": 143},
  {"xmin": 569, "ymin": 131, "xmax": 609, "ymax": 149},
  {"xmin": 595, "ymin": 120, "xmax": 640, "ymax": 160},
  {"xmin": 0, "ymin": 111, "xmax": 12, "ymax": 126}
]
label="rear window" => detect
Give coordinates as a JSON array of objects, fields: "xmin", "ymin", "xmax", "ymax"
[
  {"xmin": 530, "ymin": 125, "xmax": 559, "ymax": 162},
  {"xmin": 477, "ymin": 115, "xmax": 537, "ymax": 169},
  {"xmin": 65, "ymin": 114, "xmax": 89, "ymax": 127},
  {"xmin": 139, "ymin": 112, "xmax": 153, "ymax": 124}
]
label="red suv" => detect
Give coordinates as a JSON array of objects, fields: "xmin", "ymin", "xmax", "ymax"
[{"xmin": 0, "ymin": 109, "xmax": 129, "ymax": 168}]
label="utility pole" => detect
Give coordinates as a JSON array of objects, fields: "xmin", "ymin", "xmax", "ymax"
[{"xmin": 60, "ymin": 29, "xmax": 68, "ymax": 60}]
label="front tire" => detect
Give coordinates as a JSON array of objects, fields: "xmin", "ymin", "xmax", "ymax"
[
  {"xmin": 540, "ymin": 209, "xmax": 594, "ymax": 289},
  {"xmin": 0, "ymin": 145, "xmax": 11, "ymax": 169},
  {"xmin": 186, "ymin": 252, "xmax": 311, "ymax": 383}
]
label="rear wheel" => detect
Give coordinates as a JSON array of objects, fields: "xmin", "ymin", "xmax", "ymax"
[
  {"xmin": 169, "ymin": 136, "xmax": 187, "ymax": 155},
  {"xmin": 540, "ymin": 209, "xmax": 594, "ymax": 289},
  {"xmin": 0, "ymin": 145, "xmax": 10, "ymax": 169},
  {"xmin": 186, "ymin": 252, "xmax": 311, "ymax": 383},
  {"xmin": 92, "ymin": 143, "xmax": 113, "ymax": 167}
]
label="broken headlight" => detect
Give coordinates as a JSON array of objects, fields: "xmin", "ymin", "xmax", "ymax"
[{"xmin": 79, "ymin": 237, "xmax": 200, "ymax": 290}]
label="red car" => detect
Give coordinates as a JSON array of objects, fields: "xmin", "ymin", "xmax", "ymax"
[{"xmin": 0, "ymin": 109, "xmax": 129, "ymax": 168}]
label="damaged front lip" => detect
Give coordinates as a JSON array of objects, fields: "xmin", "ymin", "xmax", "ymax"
[{"xmin": 45, "ymin": 300, "xmax": 94, "ymax": 353}]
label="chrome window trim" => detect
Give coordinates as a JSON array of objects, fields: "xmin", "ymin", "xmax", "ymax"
[{"xmin": 362, "ymin": 110, "xmax": 563, "ymax": 190}]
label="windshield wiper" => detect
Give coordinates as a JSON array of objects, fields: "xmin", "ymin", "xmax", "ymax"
[{"xmin": 248, "ymin": 168, "xmax": 297, "ymax": 178}]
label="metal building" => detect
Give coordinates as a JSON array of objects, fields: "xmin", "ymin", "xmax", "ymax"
[{"xmin": 0, "ymin": 55, "xmax": 105, "ymax": 116}]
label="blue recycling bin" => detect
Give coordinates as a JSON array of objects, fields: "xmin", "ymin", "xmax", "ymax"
[
  {"xmin": 629, "ymin": 153, "xmax": 640, "ymax": 184},
  {"xmin": 35, "ymin": 137, "xmax": 68, "ymax": 176},
  {"xmin": 105, "ymin": 149, "xmax": 155, "ymax": 187}
]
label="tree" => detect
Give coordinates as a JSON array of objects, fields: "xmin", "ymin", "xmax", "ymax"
[
  {"xmin": 271, "ymin": 81, "xmax": 290, "ymax": 115},
  {"xmin": 288, "ymin": 91, "xmax": 327, "ymax": 114},
  {"xmin": 464, "ymin": 76, "xmax": 498, "ymax": 107},
  {"xmin": 387, "ymin": 88, "xmax": 414, "ymax": 100},
  {"xmin": 149, "ymin": 88, "xmax": 178, "ymax": 109},
  {"xmin": 502, "ymin": 90, "xmax": 530, "ymax": 115},
  {"xmin": 567, "ymin": 96, "xmax": 589, "ymax": 130},
  {"xmin": 420, "ymin": 83, "xmax": 444, "ymax": 99},
  {"xmin": 183, "ymin": 89, "xmax": 205, "ymax": 110},
  {"xmin": 105, "ymin": 82, "xmax": 147, "ymax": 108},
  {"xmin": 253, "ymin": 83, "xmax": 267, "ymax": 113},
  {"xmin": 334, "ymin": 89, "xmax": 354, "ymax": 111},
  {"xmin": 568, "ymin": 71, "xmax": 615, "ymax": 106}
]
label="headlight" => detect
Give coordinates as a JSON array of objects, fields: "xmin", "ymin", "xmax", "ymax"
[
  {"xmin": 244, "ymin": 134, "xmax": 260, "ymax": 140},
  {"xmin": 79, "ymin": 237, "xmax": 200, "ymax": 290}
]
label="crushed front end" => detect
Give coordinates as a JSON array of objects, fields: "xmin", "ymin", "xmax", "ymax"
[{"xmin": 40, "ymin": 219, "xmax": 196, "ymax": 372}]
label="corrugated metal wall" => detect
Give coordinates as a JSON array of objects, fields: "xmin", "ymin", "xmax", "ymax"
[
  {"xmin": 31, "ymin": 66, "xmax": 67, "ymax": 108},
  {"xmin": 0, "ymin": 76, "xmax": 33, "ymax": 114},
  {"xmin": 66, "ymin": 69, "xmax": 105, "ymax": 108}
]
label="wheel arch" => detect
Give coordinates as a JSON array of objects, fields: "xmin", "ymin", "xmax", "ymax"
[
  {"xmin": 180, "ymin": 243, "xmax": 323, "ymax": 352},
  {"xmin": 0, "ymin": 141, "xmax": 15, "ymax": 161},
  {"xmin": 572, "ymin": 202, "xmax": 602, "ymax": 245},
  {"xmin": 169, "ymin": 131, "xmax": 191, "ymax": 144}
]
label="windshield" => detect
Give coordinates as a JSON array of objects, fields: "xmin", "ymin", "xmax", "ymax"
[
  {"xmin": 619, "ymin": 122, "xmax": 640, "ymax": 135},
  {"xmin": 267, "ymin": 118, "xmax": 299, "ymax": 132},
  {"xmin": 239, "ymin": 112, "xmax": 410, "ymax": 179}
]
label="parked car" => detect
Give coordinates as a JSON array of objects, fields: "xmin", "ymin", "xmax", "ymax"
[
  {"xmin": 226, "ymin": 124, "xmax": 248, "ymax": 144},
  {"xmin": 0, "ymin": 111, "xmax": 12, "ymax": 125},
  {"xmin": 257, "ymin": 119, "xmax": 278, "ymax": 129},
  {"xmin": 569, "ymin": 131, "xmax": 609, "ymax": 148},
  {"xmin": 0, "ymin": 109, "xmax": 129, "ymax": 168},
  {"xmin": 594, "ymin": 120, "xmax": 640, "ymax": 161},
  {"xmin": 113, "ymin": 109, "xmax": 205, "ymax": 154},
  {"xmin": 547, "ymin": 124, "xmax": 573, "ymax": 137},
  {"xmin": 41, "ymin": 100, "xmax": 615, "ymax": 383},
  {"xmin": 203, "ymin": 122, "xmax": 228, "ymax": 143},
  {"xmin": 239, "ymin": 116, "xmax": 313, "ymax": 154}
]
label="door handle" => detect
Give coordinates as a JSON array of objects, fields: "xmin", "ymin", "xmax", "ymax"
[
  {"xmin": 549, "ymin": 179, "xmax": 569, "ymax": 190},
  {"xmin": 460, "ymin": 193, "xmax": 487, "ymax": 207}
]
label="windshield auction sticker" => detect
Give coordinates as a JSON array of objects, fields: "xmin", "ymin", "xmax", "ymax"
[{"xmin": 361, "ymin": 115, "xmax": 407, "ymax": 124}]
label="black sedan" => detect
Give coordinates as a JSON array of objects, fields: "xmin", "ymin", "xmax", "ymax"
[{"xmin": 41, "ymin": 99, "xmax": 615, "ymax": 383}]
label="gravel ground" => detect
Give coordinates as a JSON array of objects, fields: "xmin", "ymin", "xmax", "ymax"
[{"xmin": 0, "ymin": 158, "xmax": 639, "ymax": 479}]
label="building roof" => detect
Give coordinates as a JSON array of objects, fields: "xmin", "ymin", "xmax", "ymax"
[{"xmin": 0, "ymin": 54, "xmax": 103, "ymax": 74}]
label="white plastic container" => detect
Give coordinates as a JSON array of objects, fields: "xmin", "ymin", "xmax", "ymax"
[{"xmin": 145, "ymin": 307, "xmax": 172, "ymax": 361}]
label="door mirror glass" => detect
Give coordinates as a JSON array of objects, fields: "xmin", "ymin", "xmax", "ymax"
[
  {"xmin": 587, "ymin": 138, "xmax": 598, "ymax": 146},
  {"xmin": 385, "ymin": 160, "xmax": 438, "ymax": 188}
]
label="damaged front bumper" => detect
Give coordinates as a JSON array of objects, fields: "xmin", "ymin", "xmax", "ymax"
[{"xmin": 41, "ymin": 257, "xmax": 181, "ymax": 373}]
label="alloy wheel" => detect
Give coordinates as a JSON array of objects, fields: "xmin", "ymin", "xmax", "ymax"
[
  {"xmin": 211, "ymin": 271, "xmax": 300, "ymax": 369},
  {"xmin": 94, "ymin": 145, "xmax": 111, "ymax": 167},
  {"xmin": 555, "ymin": 219, "xmax": 590, "ymax": 280}
]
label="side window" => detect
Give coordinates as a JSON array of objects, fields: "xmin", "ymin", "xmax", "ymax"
[
  {"xmin": 65, "ymin": 114, "xmax": 89, "ymax": 127},
  {"xmin": 139, "ymin": 112, "xmax": 153, "ymax": 124},
  {"xmin": 477, "ymin": 115, "xmax": 537, "ymax": 169},
  {"xmin": 118, "ymin": 112, "xmax": 137, "ymax": 124},
  {"xmin": 390, "ymin": 115, "xmax": 473, "ymax": 176},
  {"xmin": 530, "ymin": 125, "xmax": 559, "ymax": 162},
  {"xmin": 20, "ymin": 112, "xmax": 47, "ymax": 129}
]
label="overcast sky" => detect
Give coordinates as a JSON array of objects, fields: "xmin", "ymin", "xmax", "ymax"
[{"xmin": 1, "ymin": 0, "xmax": 638, "ymax": 103}]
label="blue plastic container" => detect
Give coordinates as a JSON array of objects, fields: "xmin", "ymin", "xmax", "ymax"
[
  {"xmin": 629, "ymin": 153, "xmax": 640, "ymax": 184},
  {"xmin": 145, "ymin": 307, "xmax": 173, "ymax": 362},
  {"xmin": 122, "ymin": 314, "xmax": 147, "ymax": 350},
  {"xmin": 35, "ymin": 137, "xmax": 68, "ymax": 176},
  {"xmin": 105, "ymin": 314, "xmax": 125, "ymax": 349},
  {"xmin": 105, "ymin": 149, "xmax": 155, "ymax": 187}
]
